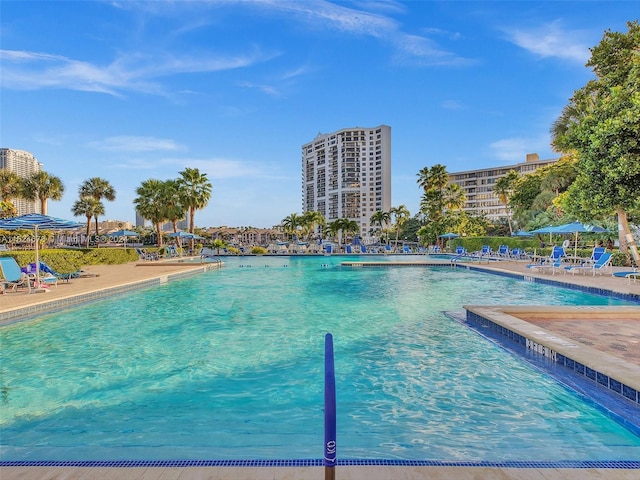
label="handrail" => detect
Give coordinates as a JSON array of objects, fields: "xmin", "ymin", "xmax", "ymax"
[{"xmin": 324, "ymin": 333, "xmax": 336, "ymax": 480}]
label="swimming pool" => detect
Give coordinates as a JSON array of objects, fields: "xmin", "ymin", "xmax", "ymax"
[{"xmin": 1, "ymin": 255, "xmax": 639, "ymax": 462}]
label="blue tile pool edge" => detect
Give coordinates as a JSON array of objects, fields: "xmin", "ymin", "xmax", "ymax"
[{"xmin": 1, "ymin": 459, "xmax": 639, "ymax": 468}]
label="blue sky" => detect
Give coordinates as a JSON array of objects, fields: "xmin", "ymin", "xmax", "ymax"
[{"xmin": 1, "ymin": 1, "xmax": 637, "ymax": 228}]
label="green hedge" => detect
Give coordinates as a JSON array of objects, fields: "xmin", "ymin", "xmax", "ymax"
[{"xmin": 1, "ymin": 247, "xmax": 139, "ymax": 274}]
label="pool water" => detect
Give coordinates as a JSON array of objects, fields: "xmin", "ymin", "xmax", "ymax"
[{"xmin": 1, "ymin": 255, "xmax": 639, "ymax": 461}]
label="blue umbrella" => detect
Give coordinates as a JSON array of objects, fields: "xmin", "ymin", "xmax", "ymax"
[
  {"xmin": 0, "ymin": 213, "xmax": 84, "ymax": 290},
  {"xmin": 512, "ymin": 230, "xmax": 533, "ymax": 237},
  {"xmin": 167, "ymin": 231, "xmax": 204, "ymax": 240},
  {"xmin": 109, "ymin": 229, "xmax": 139, "ymax": 248},
  {"xmin": 552, "ymin": 221, "xmax": 609, "ymax": 257},
  {"xmin": 439, "ymin": 232, "xmax": 460, "ymax": 239}
]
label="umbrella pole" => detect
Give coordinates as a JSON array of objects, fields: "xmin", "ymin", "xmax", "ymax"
[{"xmin": 33, "ymin": 225, "xmax": 46, "ymax": 293}]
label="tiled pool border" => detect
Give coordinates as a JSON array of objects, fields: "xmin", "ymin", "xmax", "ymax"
[
  {"xmin": 0, "ymin": 264, "xmax": 218, "ymax": 325},
  {"xmin": 1, "ymin": 459, "xmax": 639, "ymax": 468},
  {"xmin": 463, "ymin": 309, "xmax": 640, "ymax": 409},
  {"xmin": 2, "ymin": 260, "xmax": 639, "ymax": 468}
]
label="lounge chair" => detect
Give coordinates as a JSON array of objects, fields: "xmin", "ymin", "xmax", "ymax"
[
  {"xmin": 22, "ymin": 262, "xmax": 59, "ymax": 288},
  {"xmin": 527, "ymin": 246, "xmax": 566, "ymax": 274},
  {"xmin": 136, "ymin": 247, "xmax": 159, "ymax": 261},
  {"xmin": 455, "ymin": 246, "xmax": 467, "ymax": 255},
  {"xmin": 565, "ymin": 252, "xmax": 613, "ymax": 276},
  {"xmin": 497, "ymin": 245, "xmax": 510, "ymax": 257},
  {"xmin": 37, "ymin": 260, "xmax": 81, "ymax": 283},
  {"xmin": 531, "ymin": 257, "xmax": 566, "ymax": 275},
  {"xmin": 0, "ymin": 257, "xmax": 32, "ymax": 294},
  {"xmin": 613, "ymin": 269, "xmax": 639, "ymax": 283},
  {"xmin": 403, "ymin": 245, "xmax": 411, "ymax": 254}
]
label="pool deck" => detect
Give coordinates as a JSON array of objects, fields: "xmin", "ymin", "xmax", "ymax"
[{"xmin": 1, "ymin": 256, "xmax": 639, "ymax": 479}]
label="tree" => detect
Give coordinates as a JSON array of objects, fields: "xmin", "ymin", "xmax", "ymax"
[
  {"xmin": 0, "ymin": 170, "xmax": 22, "ymax": 207},
  {"xmin": 370, "ymin": 210, "xmax": 391, "ymax": 243},
  {"xmin": 79, "ymin": 177, "xmax": 116, "ymax": 237},
  {"xmin": 550, "ymin": 20, "xmax": 640, "ymax": 261},
  {"xmin": 22, "ymin": 171, "xmax": 64, "ymax": 215},
  {"xmin": 160, "ymin": 179, "xmax": 186, "ymax": 233},
  {"xmin": 71, "ymin": 197, "xmax": 104, "ymax": 247},
  {"xmin": 177, "ymin": 168, "xmax": 212, "ymax": 235},
  {"xmin": 493, "ymin": 170, "xmax": 520, "ymax": 235},
  {"xmin": 134, "ymin": 179, "xmax": 170, "ymax": 247},
  {"xmin": 281, "ymin": 213, "xmax": 302, "ymax": 239},
  {"xmin": 390, "ymin": 204, "xmax": 410, "ymax": 248}
]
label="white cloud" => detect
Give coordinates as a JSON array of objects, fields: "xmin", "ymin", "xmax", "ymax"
[
  {"xmin": 501, "ymin": 20, "xmax": 591, "ymax": 64},
  {"xmin": 489, "ymin": 134, "xmax": 552, "ymax": 163},
  {"xmin": 0, "ymin": 47, "xmax": 277, "ymax": 96},
  {"xmin": 89, "ymin": 136, "xmax": 186, "ymax": 152}
]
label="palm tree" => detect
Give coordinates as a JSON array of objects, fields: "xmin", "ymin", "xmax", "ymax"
[
  {"xmin": 22, "ymin": 171, "xmax": 65, "ymax": 215},
  {"xmin": 390, "ymin": 205, "xmax": 410, "ymax": 249},
  {"xmin": 370, "ymin": 210, "xmax": 391, "ymax": 244},
  {"xmin": 134, "ymin": 179, "xmax": 170, "ymax": 247},
  {"xmin": 0, "ymin": 170, "xmax": 22, "ymax": 206},
  {"xmin": 71, "ymin": 197, "xmax": 104, "ymax": 247},
  {"xmin": 300, "ymin": 211, "xmax": 326, "ymax": 240},
  {"xmin": 159, "ymin": 179, "xmax": 186, "ymax": 233},
  {"xmin": 341, "ymin": 219, "xmax": 359, "ymax": 243},
  {"xmin": 493, "ymin": 171, "xmax": 520, "ymax": 235},
  {"xmin": 177, "ymin": 168, "xmax": 212, "ymax": 234},
  {"xmin": 281, "ymin": 213, "xmax": 302, "ymax": 240},
  {"xmin": 79, "ymin": 177, "xmax": 116, "ymax": 237},
  {"xmin": 417, "ymin": 164, "xmax": 449, "ymax": 193}
]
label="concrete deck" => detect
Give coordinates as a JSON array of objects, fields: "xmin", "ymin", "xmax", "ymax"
[{"xmin": 1, "ymin": 257, "xmax": 639, "ymax": 479}]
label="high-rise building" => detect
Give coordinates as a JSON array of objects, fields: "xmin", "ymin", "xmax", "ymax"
[
  {"xmin": 302, "ymin": 125, "xmax": 391, "ymax": 243},
  {"xmin": 448, "ymin": 153, "xmax": 559, "ymax": 222},
  {"xmin": 0, "ymin": 148, "xmax": 42, "ymax": 215}
]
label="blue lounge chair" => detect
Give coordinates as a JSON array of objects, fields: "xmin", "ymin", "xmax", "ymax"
[
  {"xmin": 565, "ymin": 252, "xmax": 613, "ymax": 276},
  {"xmin": 527, "ymin": 246, "xmax": 566, "ymax": 274},
  {"xmin": 403, "ymin": 245, "xmax": 411, "ymax": 254},
  {"xmin": 37, "ymin": 260, "xmax": 81, "ymax": 283},
  {"xmin": 497, "ymin": 245, "xmax": 509, "ymax": 257},
  {"xmin": 0, "ymin": 257, "xmax": 32, "ymax": 294},
  {"xmin": 22, "ymin": 262, "xmax": 59, "ymax": 288},
  {"xmin": 613, "ymin": 269, "xmax": 638, "ymax": 282},
  {"xmin": 455, "ymin": 246, "xmax": 467, "ymax": 255}
]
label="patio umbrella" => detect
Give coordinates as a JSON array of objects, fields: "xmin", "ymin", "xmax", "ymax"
[
  {"xmin": 0, "ymin": 213, "xmax": 84, "ymax": 291},
  {"xmin": 109, "ymin": 229, "xmax": 139, "ymax": 248},
  {"xmin": 552, "ymin": 221, "xmax": 609, "ymax": 258},
  {"xmin": 439, "ymin": 232, "xmax": 460, "ymax": 239},
  {"xmin": 167, "ymin": 231, "xmax": 204, "ymax": 254},
  {"xmin": 512, "ymin": 230, "xmax": 533, "ymax": 237}
]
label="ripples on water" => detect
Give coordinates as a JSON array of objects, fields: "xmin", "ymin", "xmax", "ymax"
[{"xmin": 1, "ymin": 255, "xmax": 638, "ymax": 461}]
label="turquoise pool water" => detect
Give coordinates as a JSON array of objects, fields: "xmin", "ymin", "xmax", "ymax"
[{"xmin": 1, "ymin": 255, "xmax": 639, "ymax": 462}]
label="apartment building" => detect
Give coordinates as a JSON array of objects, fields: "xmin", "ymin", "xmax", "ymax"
[
  {"xmin": 449, "ymin": 153, "xmax": 559, "ymax": 222},
  {"xmin": 302, "ymin": 125, "xmax": 391, "ymax": 243},
  {"xmin": 0, "ymin": 148, "xmax": 42, "ymax": 215}
]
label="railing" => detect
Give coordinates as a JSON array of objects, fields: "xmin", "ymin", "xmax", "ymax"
[{"xmin": 324, "ymin": 333, "xmax": 336, "ymax": 480}]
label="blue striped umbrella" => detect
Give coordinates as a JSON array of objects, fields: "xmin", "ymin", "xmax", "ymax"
[{"xmin": 0, "ymin": 213, "xmax": 84, "ymax": 290}]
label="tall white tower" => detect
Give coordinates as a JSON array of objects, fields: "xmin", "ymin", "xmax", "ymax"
[
  {"xmin": 0, "ymin": 148, "xmax": 43, "ymax": 215},
  {"xmin": 301, "ymin": 125, "xmax": 391, "ymax": 243}
]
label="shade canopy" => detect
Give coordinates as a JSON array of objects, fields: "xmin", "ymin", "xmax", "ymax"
[
  {"xmin": 439, "ymin": 232, "xmax": 460, "ymax": 239},
  {"xmin": 0, "ymin": 213, "xmax": 83, "ymax": 231},
  {"xmin": 512, "ymin": 230, "xmax": 533, "ymax": 237},
  {"xmin": 0, "ymin": 213, "xmax": 84, "ymax": 290},
  {"xmin": 110, "ymin": 229, "xmax": 139, "ymax": 237},
  {"xmin": 552, "ymin": 221, "xmax": 608, "ymax": 234},
  {"xmin": 167, "ymin": 231, "xmax": 204, "ymax": 239}
]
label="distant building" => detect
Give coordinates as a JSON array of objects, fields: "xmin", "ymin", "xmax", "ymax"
[
  {"xmin": 449, "ymin": 153, "xmax": 559, "ymax": 222},
  {"xmin": 0, "ymin": 148, "xmax": 42, "ymax": 215},
  {"xmin": 301, "ymin": 125, "xmax": 392, "ymax": 243}
]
